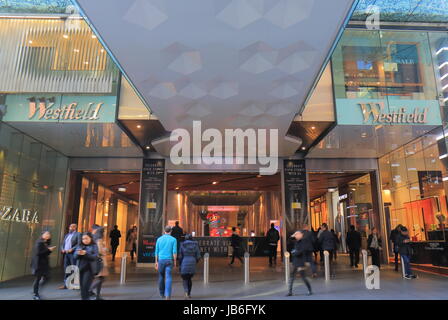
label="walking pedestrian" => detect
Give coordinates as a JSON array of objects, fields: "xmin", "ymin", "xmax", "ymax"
[
  {"xmin": 59, "ymin": 223, "xmax": 81, "ymax": 289},
  {"xmin": 367, "ymin": 227, "xmax": 382, "ymax": 269},
  {"xmin": 265, "ymin": 223, "xmax": 280, "ymax": 266},
  {"xmin": 302, "ymin": 224, "xmax": 317, "ymax": 277},
  {"xmin": 31, "ymin": 231, "xmax": 56, "ymax": 300},
  {"xmin": 155, "ymin": 226, "xmax": 177, "ymax": 300},
  {"xmin": 109, "ymin": 225, "xmax": 121, "ymax": 262},
  {"xmin": 287, "ymin": 230, "xmax": 312, "ymax": 297},
  {"xmin": 126, "ymin": 225, "xmax": 138, "ymax": 261},
  {"xmin": 90, "ymin": 224, "xmax": 108, "ymax": 300},
  {"xmin": 346, "ymin": 225, "xmax": 361, "ymax": 268},
  {"xmin": 390, "ymin": 224, "xmax": 403, "ymax": 272},
  {"xmin": 171, "ymin": 221, "xmax": 184, "ymax": 256},
  {"xmin": 74, "ymin": 232, "xmax": 100, "ymax": 300},
  {"xmin": 331, "ymin": 229, "xmax": 339, "ymax": 260},
  {"xmin": 396, "ymin": 227, "xmax": 416, "ymax": 279},
  {"xmin": 229, "ymin": 227, "xmax": 243, "ymax": 265},
  {"xmin": 179, "ymin": 234, "xmax": 201, "ymax": 299},
  {"xmin": 318, "ymin": 223, "xmax": 336, "ymax": 277}
]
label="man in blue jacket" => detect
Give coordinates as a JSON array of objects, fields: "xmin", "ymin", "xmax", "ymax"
[{"xmin": 155, "ymin": 226, "xmax": 178, "ymax": 300}]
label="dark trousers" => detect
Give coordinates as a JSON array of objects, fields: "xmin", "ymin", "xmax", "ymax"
[
  {"xmin": 394, "ymin": 250, "xmax": 399, "ymax": 271},
  {"xmin": 305, "ymin": 251, "xmax": 317, "ymax": 274},
  {"xmin": 130, "ymin": 243, "xmax": 136, "ymax": 260},
  {"xmin": 111, "ymin": 245, "xmax": 118, "ymax": 261},
  {"xmin": 90, "ymin": 276, "xmax": 104, "ymax": 297},
  {"xmin": 369, "ymin": 248, "xmax": 381, "ymax": 268},
  {"xmin": 80, "ymin": 269, "xmax": 94, "ymax": 300},
  {"xmin": 268, "ymin": 244, "xmax": 277, "ymax": 265},
  {"xmin": 230, "ymin": 246, "xmax": 243, "ymax": 264},
  {"xmin": 288, "ymin": 267, "xmax": 311, "ymax": 294},
  {"xmin": 349, "ymin": 248, "xmax": 360, "ymax": 267},
  {"xmin": 63, "ymin": 253, "xmax": 75, "ymax": 283},
  {"xmin": 181, "ymin": 273, "xmax": 194, "ymax": 295},
  {"xmin": 33, "ymin": 272, "xmax": 49, "ymax": 296}
]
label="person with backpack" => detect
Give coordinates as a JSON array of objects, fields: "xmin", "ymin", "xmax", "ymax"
[{"xmin": 265, "ymin": 223, "xmax": 280, "ymax": 266}]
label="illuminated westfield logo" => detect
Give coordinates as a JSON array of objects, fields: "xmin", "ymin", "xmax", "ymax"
[
  {"xmin": 0, "ymin": 206, "xmax": 39, "ymax": 224},
  {"xmin": 359, "ymin": 102, "xmax": 428, "ymax": 124},
  {"xmin": 27, "ymin": 97, "xmax": 103, "ymax": 121}
]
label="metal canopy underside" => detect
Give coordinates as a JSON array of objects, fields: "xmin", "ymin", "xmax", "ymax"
[{"xmin": 75, "ymin": 0, "xmax": 356, "ymax": 156}]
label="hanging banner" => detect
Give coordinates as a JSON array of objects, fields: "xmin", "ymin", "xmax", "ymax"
[
  {"xmin": 138, "ymin": 159, "xmax": 165, "ymax": 263},
  {"xmin": 283, "ymin": 159, "xmax": 308, "ymax": 237}
]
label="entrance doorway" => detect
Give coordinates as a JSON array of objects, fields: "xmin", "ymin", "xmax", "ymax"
[{"xmin": 66, "ymin": 171, "xmax": 140, "ymax": 258}]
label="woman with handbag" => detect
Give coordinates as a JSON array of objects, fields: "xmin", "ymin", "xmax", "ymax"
[
  {"xmin": 126, "ymin": 225, "xmax": 138, "ymax": 261},
  {"xmin": 367, "ymin": 227, "xmax": 382, "ymax": 269},
  {"xmin": 74, "ymin": 232, "xmax": 99, "ymax": 300},
  {"xmin": 90, "ymin": 224, "xmax": 108, "ymax": 300}
]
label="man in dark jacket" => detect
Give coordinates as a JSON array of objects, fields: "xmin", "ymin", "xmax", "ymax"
[
  {"xmin": 265, "ymin": 223, "xmax": 280, "ymax": 266},
  {"xmin": 31, "ymin": 231, "xmax": 56, "ymax": 300},
  {"xmin": 318, "ymin": 223, "xmax": 336, "ymax": 277},
  {"xmin": 171, "ymin": 221, "xmax": 184, "ymax": 256},
  {"xmin": 389, "ymin": 225, "xmax": 402, "ymax": 271},
  {"xmin": 59, "ymin": 223, "xmax": 81, "ymax": 289},
  {"xmin": 302, "ymin": 224, "xmax": 317, "ymax": 277},
  {"xmin": 109, "ymin": 225, "xmax": 121, "ymax": 261},
  {"xmin": 346, "ymin": 225, "xmax": 361, "ymax": 268},
  {"xmin": 287, "ymin": 230, "xmax": 312, "ymax": 296},
  {"xmin": 229, "ymin": 227, "xmax": 244, "ymax": 265},
  {"xmin": 396, "ymin": 227, "xmax": 416, "ymax": 279}
]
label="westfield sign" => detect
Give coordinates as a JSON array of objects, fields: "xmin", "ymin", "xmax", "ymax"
[
  {"xmin": 27, "ymin": 97, "xmax": 103, "ymax": 121},
  {"xmin": 359, "ymin": 102, "xmax": 428, "ymax": 124},
  {"xmin": 0, "ymin": 206, "xmax": 39, "ymax": 224}
]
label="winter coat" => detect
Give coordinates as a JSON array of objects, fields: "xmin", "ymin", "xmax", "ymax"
[
  {"xmin": 74, "ymin": 243, "xmax": 100, "ymax": 274},
  {"xmin": 179, "ymin": 240, "xmax": 201, "ymax": 275},
  {"xmin": 266, "ymin": 228, "xmax": 280, "ymax": 245},
  {"xmin": 302, "ymin": 230, "xmax": 316, "ymax": 252},
  {"xmin": 30, "ymin": 238, "xmax": 52, "ymax": 276},
  {"xmin": 291, "ymin": 239, "xmax": 307, "ymax": 268},
  {"xmin": 390, "ymin": 229, "xmax": 400, "ymax": 253},
  {"xmin": 230, "ymin": 233, "xmax": 242, "ymax": 248},
  {"xmin": 367, "ymin": 234, "xmax": 382, "ymax": 249},
  {"xmin": 346, "ymin": 230, "xmax": 362, "ymax": 250},
  {"xmin": 109, "ymin": 229, "xmax": 121, "ymax": 247},
  {"xmin": 318, "ymin": 230, "xmax": 336, "ymax": 251},
  {"xmin": 396, "ymin": 233, "xmax": 413, "ymax": 256},
  {"xmin": 126, "ymin": 231, "xmax": 137, "ymax": 251}
]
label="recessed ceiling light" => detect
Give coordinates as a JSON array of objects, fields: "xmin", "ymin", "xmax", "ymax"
[
  {"xmin": 118, "ymin": 187, "xmax": 126, "ymax": 192},
  {"xmin": 175, "ymin": 187, "xmax": 180, "ymax": 190},
  {"xmin": 74, "ymin": 49, "xmax": 79, "ymax": 53},
  {"xmin": 311, "ymin": 126, "xmax": 316, "ymax": 130},
  {"xmin": 91, "ymin": 34, "xmax": 97, "ymax": 39},
  {"xmin": 137, "ymin": 125, "xmax": 142, "ymax": 129},
  {"xmin": 212, "ymin": 181, "xmax": 218, "ymax": 185},
  {"xmin": 63, "ymin": 34, "xmax": 69, "ymax": 39},
  {"xmin": 145, "ymin": 146, "xmax": 151, "ymax": 150},
  {"xmin": 28, "ymin": 40, "xmax": 33, "ymax": 44},
  {"xmin": 84, "ymin": 61, "xmax": 89, "ymax": 65},
  {"xmin": 301, "ymin": 147, "xmax": 306, "ymax": 150}
]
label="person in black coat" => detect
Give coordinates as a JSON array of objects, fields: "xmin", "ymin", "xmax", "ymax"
[
  {"xmin": 330, "ymin": 229, "xmax": 340, "ymax": 260},
  {"xmin": 302, "ymin": 224, "xmax": 317, "ymax": 277},
  {"xmin": 346, "ymin": 225, "xmax": 362, "ymax": 268},
  {"xmin": 171, "ymin": 221, "xmax": 184, "ymax": 256},
  {"xmin": 287, "ymin": 230, "xmax": 312, "ymax": 296},
  {"xmin": 109, "ymin": 225, "xmax": 121, "ymax": 261},
  {"xmin": 31, "ymin": 231, "xmax": 56, "ymax": 300},
  {"xmin": 178, "ymin": 234, "xmax": 201, "ymax": 299},
  {"xmin": 318, "ymin": 223, "xmax": 336, "ymax": 277},
  {"xmin": 396, "ymin": 227, "xmax": 416, "ymax": 279},
  {"xmin": 229, "ymin": 227, "xmax": 244, "ymax": 265},
  {"xmin": 265, "ymin": 223, "xmax": 280, "ymax": 266},
  {"xmin": 367, "ymin": 227, "xmax": 382, "ymax": 269},
  {"xmin": 389, "ymin": 225, "xmax": 403, "ymax": 272},
  {"xmin": 74, "ymin": 233, "xmax": 100, "ymax": 300}
]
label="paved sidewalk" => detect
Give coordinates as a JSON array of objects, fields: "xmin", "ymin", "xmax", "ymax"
[{"xmin": 0, "ymin": 255, "xmax": 446, "ymax": 300}]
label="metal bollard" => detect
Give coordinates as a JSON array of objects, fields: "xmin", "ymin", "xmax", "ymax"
[
  {"xmin": 401, "ymin": 255, "xmax": 406, "ymax": 278},
  {"xmin": 244, "ymin": 252, "xmax": 250, "ymax": 284},
  {"xmin": 324, "ymin": 250, "xmax": 330, "ymax": 281},
  {"xmin": 284, "ymin": 252, "xmax": 290, "ymax": 284},
  {"xmin": 362, "ymin": 249, "xmax": 368, "ymax": 279},
  {"xmin": 120, "ymin": 252, "xmax": 127, "ymax": 284},
  {"xmin": 203, "ymin": 253, "xmax": 209, "ymax": 284}
]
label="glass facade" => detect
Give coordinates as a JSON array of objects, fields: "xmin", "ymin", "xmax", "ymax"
[
  {"xmin": 0, "ymin": 0, "xmax": 72, "ymax": 14},
  {"xmin": 0, "ymin": 121, "xmax": 68, "ymax": 282}
]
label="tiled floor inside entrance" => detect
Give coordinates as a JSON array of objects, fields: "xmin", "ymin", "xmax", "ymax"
[{"xmin": 0, "ymin": 255, "xmax": 447, "ymax": 300}]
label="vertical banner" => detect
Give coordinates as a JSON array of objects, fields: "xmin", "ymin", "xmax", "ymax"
[
  {"xmin": 138, "ymin": 159, "xmax": 165, "ymax": 263},
  {"xmin": 283, "ymin": 159, "xmax": 308, "ymax": 237}
]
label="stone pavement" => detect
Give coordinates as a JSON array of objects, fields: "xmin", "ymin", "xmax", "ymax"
[{"xmin": 0, "ymin": 255, "xmax": 446, "ymax": 300}]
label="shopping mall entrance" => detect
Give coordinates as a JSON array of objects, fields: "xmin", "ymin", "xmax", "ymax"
[{"xmin": 66, "ymin": 171, "xmax": 140, "ymax": 258}]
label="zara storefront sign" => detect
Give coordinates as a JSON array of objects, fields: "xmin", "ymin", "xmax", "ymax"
[
  {"xmin": 0, "ymin": 206, "xmax": 39, "ymax": 224},
  {"xmin": 336, "ymin": 99, "xmax": 442, "ymax": 126}
]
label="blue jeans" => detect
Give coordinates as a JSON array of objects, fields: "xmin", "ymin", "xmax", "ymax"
[
  {"xmin": 401, "ymin": 254, "xmax": 412, "ymax": 276},
  {"xmin": 158, "ymin": 259, "xmax": 173, "ymax": 297}
]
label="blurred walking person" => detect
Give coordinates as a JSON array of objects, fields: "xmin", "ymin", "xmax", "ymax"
[
  {"xmin": 390, "ymin": 224, "xmax": 402, "ymax": 271},
  {"xmin": 59, "ymin": 223, "xmax": 81, "ymax": 289},
  {"xmin": 31, "ymin": 231, "xmax": 56, "ymax": 300},
  {"xmin": 109, "ymin": 225, "xmax": 121, "ymax": 262},
  {"xmin": 367, "ymin": 227, "xmax": 382, "ymax": 269},
  {"xmin": 265, "ymin": 223, "xmax": 280, "ymax": 266},
  {"xmin": 126, "ymin": 225, "xmax": 138, "ymax": 261},
  {"xmin": 302, "ymin": 224, "xmax": 318, "ymax": 277},
  {"xmin": 229, "ymin": 227, "xmax": 243, "ymax": 265},
  {"xmin": 90, "ymin": 224, "xmax": 108, "ymax": 300},
  {"xmin": 179, "ymin": 234, "xmax": 201, "ymax": 299},
  {"xmin": 287, "ymin": 230, "xmax": 312, "ymax": 296},
  {"xmin": 171, "ymin": 221, "xmax": 184, "ymax": 256},
  {"xmin": 397, "ymin": 227, "xmax": 416, "ymax": 279},
  {"xmin": 346, "ymin": 225, "xmax": 361, "ymax": 268},
  {"xmin": 155, "ymin": 226, "xmax": 178, "ymax": 300},
  {"xmin": 74, "ymin": 233, "xmax": 100, "ymax": 300},
  {"xmin": 318, "ymin": 223, "xmax": 336, "ymax": 278}
]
